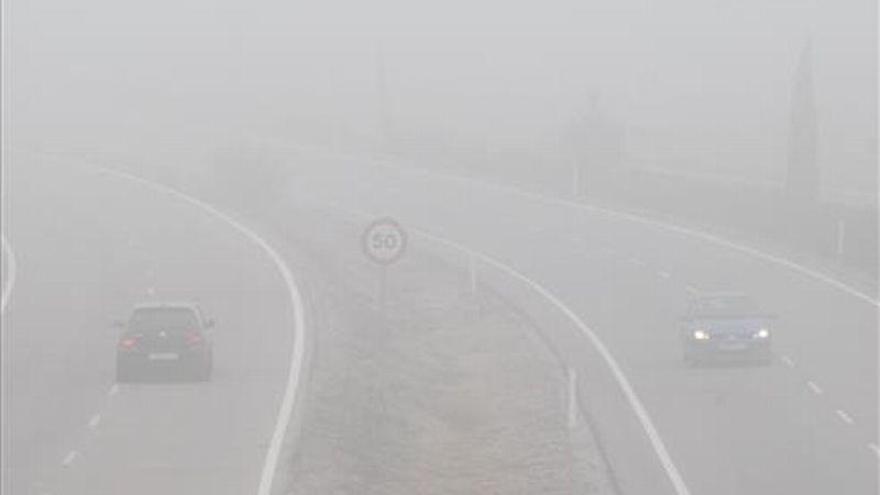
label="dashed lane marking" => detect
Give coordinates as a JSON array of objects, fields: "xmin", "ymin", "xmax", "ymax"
[
  {"xmin": 61, "ymin": 451, "xmax": 79, "ymax": 467},
  {"xmin": 88, "ymin": 414, "xmax": 101, "ymax": 429},
  {"xmin": 835, "ymin": 410, "xmax": 854, "ymax": 425}
]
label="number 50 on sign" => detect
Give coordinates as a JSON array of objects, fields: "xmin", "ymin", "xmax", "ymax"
[{"xmin": 361, "ymin": 217, "xmax": 407, "ymax": 265}]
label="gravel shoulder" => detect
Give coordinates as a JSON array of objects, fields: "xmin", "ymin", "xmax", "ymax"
[{"xmin": 275, "ymin": 207, "xmax": 615, "ymax": 494}]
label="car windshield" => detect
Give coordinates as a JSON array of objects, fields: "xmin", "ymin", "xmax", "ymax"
[
  {"xmin": 695, "ymin": 296, "xmax": 760, "ymax": 317},
  {"xmin": 129, "ymin": 308, "xmax": 199, "ymax": 331}
]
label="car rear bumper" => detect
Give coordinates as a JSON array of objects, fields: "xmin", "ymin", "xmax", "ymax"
[{"xmin": 116, "ymin": 350, "xmax": 210, "ymax": 378}]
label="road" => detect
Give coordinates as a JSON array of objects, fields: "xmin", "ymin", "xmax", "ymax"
[
  {"xmin": 270, "ymin": 206, "xmax": 613, "ymax": 494},
  {"xmin": 282, "ymin": 154, "xmax": 878, "ymax": 495},
  {"xmin": 3, "ymin": 152, "xmax": 608, "ymax": 495},
  {"xmin": 3, "ymin": 147, "xmax": 875, "ymax": 494},
  {"xmin": 1, "ymin": 154, "xmax": 302, "ymax": 495}
]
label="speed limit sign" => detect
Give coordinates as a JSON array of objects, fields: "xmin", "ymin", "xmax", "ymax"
[{"xmin": 362, "ymin": 217, "xmax": 408, "ymax": 265}]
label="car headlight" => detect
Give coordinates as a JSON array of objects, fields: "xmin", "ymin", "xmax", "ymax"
[
  {"xmin": 693, "ymin": 330, "xmax": 710, "ymax": 340},
  {"xmin": 754, "ymin": 328, "xmax": 771, "ymax": 339}
]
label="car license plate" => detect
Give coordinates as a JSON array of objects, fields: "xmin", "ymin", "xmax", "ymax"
[
  {"xmin": 148, "ymin": 352, "xmax": 180, "ymax": 361},
  {"xmin": 718, "ymin": 342, "xmax": 747, "ymax": 351}
]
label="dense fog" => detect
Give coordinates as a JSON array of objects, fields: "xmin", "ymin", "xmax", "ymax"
[
  {"xmin": 2, "ymin": 1, "xmax": 877, "ymax": 495},
  {"xmin": 6, "ymin": 0, "xmax": 876, "ymax": 197}
]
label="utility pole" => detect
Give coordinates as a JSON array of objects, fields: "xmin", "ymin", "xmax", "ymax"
[
  {"xmin": 786, "ymin": 38, "xmax": 819, "ymax": 203},
  {"xmin": 375, "ymin": 44, "xmax": 393, "ymax": 154}
]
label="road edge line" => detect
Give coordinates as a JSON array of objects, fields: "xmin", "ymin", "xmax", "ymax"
[
  {"xmin": 360, "ymin": 158, "xmax": 879, "ymax": 307},
  {"xmin": 314, "ymin": 199, "xmax": 692, "ymax": 495},
  {"xmin": 1, "ymin": 232, "xmax": 16, "ymax": 315},
  {"xmin": 96, "ymin": 168, "xmax": 307, "ymax": 495},
  {"xmin": 418, "ymin": 230, "xmax": 692, "ymax": 495}
]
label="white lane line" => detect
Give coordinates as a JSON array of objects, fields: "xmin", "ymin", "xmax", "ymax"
[
  {"xmin": 629, "ymin": 257, "xmax": 647, "ymax": 267},
  {"xmin": 87, "ymin": 414, "xmax": 101, "ymax": 429},
  {"xmin": 61, "ymin": 451, "xmax": 79, "ymax": 467},
  {"xmin": 318, "ymin": 200, "xmax": 692, "ymax": 495},
  {"xmin": 368, "ymin": 160, "xmax": 880, "ymax": 308},
  {"xmin": 684, "ymin": 285, "xmax": 700, "ymax": 295},
  {"xmin": 557, "ymin": 199, "xmax": 880, "ymax": 307},
  {"xmin": 835, "ymin": 409, "xmax": 855, "ymax": 425},
  {"xmin": 108, "ymin": 384, "xmax": 119, "ymax": 396},
  {"xmin": 418, "ymin": 231, "xmax": 693, "ymax": 495},
  {"xmin": 806, "ymin": 381, "xmax": 823, "ymax": 395},
  {"xmin": 868, "ymin": 443, "xmax": 880, "ymax": 459},
  {"xmin": 252, "ymin": 142, "xmax": 880, "ymax": 307},
  {"xmin": 780, "ymin": 355, "xmax": 796, "ymax": 368},
  {"xmin": 1, "ymin": 232, "xmax": 17, "ymax": 315},
  {"xmin": 97, "ymin": 168, "xmax": 308, "ymax": 495},
  {"xmin": 657, "ymin": 271, "xmax": 672, "ymax": 279}
]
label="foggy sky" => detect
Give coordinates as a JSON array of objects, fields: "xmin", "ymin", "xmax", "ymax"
[{"xmin": 4, "ymin": 0, "xmax": 876, "ymax": 197}]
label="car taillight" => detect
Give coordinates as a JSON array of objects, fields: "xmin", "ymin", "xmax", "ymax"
[
  {"xmin": 185, "ymin": 330, "xmax": 203, "ymax": 346},
  {"xmin": 119, "ymin": 337, "xmax": 139, "ymax": 350}
]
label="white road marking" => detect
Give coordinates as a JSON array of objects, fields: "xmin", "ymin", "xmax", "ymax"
[
  {"xmin": 419, "ymin": 232, "xmax": 693, "ymax": 495},
  {"xmin": 868, "ymin": 443, "xmax": 880, "ymax": 459},
  {"xmin": 657, "ymin": 271, "xmax": 672, "ymax": 279},
  {"xmin": 343, "ymin": 155, "xmax": 880, "ymax": 308},
  {"xmin": 780, "ymin": 355, "xmax": 796, "ymax": 368},
  {"xmin": 259, "ymin": 128, "xmax": 876, "ymax": 495},
  {"xmin": 557, "ymin": 199, "xmax": 880, "ymax": 307},
  {"xmin": 61, "ymin": 451, "xmax": 79, "ymax": 467},
  {"xmin": 98, "ymin": 169, "xmax": 308, "ymax": 495},
  {"xmin": 684, "ymin": 285, "xmax": 700, "ymax": 295},
  {"xmin": 318, "ymin": 200, "xmax": 693, "ymax": 495},
  {"xmin": 629, "ymin": 257, "xmax": 646, "ymax": 267},
  {"xmin": 1, "ymin": 232, "xmax": 17, "ymax": 315},
  {"xmin": 254, "ymin": 142, "xmax": 880, "ymax": 307},
  {"xmin": 835, "ymin": 409, "xmax": 854, "ymax": 425},
  {"xmin": 806, "ymin": 381, "xmax": 823, "ymax": 395},
  {"xmin": 108, "ymin": 384, "xmax": 119, "ymax": 396},
  {"xmin": 88, "ymin": 414, "xmax": 101, "ymax": 429}
]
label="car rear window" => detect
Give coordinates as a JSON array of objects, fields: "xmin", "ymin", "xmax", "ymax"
[{"xmin": 129, "ymin": 308, "xmax": 200, "ymax": 332}]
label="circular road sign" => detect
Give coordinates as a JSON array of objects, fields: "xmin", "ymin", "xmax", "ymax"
[{"xmin": 362, "ymin": 217, "xmax": 408, "ymax": 265}]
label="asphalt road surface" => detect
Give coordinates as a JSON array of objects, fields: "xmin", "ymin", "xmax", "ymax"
[
  {"xmin": 271, "ymin": 206, "xmax": 614, "ymax": 494},
  {"xmin": 3, "ymin": 148, "xmax": 876, "ymax": 495},
  {"xmin": 283, "ymin": 154, "xmax": 878, "ymax": 495},
  {"xmin": 3, "ymin": 152, "xmax": 614, "ymax": 495},
  {"xmin": 1, "ymin": 154, "xmax": 299, "ymax": 495}
]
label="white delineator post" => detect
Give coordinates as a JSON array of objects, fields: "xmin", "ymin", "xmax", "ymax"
[
  {"xmin": 567, "ymin": 367, "xmax": 579, "ymax": 428},
  {"xmin": 468, "ymin": 253, "xmax": 478, "ymax": 296}
]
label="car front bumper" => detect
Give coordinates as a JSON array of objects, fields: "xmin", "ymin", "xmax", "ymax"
[{"xmin": 683, "ymin": 339, "xmax": 771, "ymax": 362}]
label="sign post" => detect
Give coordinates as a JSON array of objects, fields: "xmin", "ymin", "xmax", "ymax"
[{"xmin": 361, "ymin": 217, "xmax": 408, "ymax": 314}]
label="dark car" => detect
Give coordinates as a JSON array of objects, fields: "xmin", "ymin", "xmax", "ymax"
[
  {"xmin": 116, "ymin": 302, "xmax": 215, "ymax": 382},
  {"xmin": 680, "ymin": 293, "xmax": 774, "ymax": 366}
]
